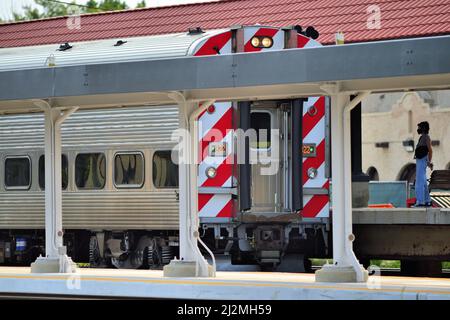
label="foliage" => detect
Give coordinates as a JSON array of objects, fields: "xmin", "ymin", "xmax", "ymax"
[
  {"xmin": 370, "ymin": 259, "xmax": 401, "ymax": 268},
  {"xmin": 76, "ymin": 262, "xmax": 90, "ymax": 268},
  {"xmin": 136, "ymin": 1, "xmax": 147, "ymax": 8},
  {"xmin": 84, "ymin": 0, "xmax": 128, "ymax": 13},
  {"xmin": 309, "ymin": 259, "xmax": 331, "ymax": 266},
  {"xmin": 10, "ymin": 0, "xmax": 139, "ymax": 22},
  {"xmin": 312, "ymin": 259, "xmax": 450, "ymax": 270}
]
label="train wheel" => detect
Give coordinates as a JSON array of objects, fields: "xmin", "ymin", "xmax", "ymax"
[
  {"xmin": 147, "ymin": 244, "xmax": 160, "ymax": 269},
  {"xmin": 161, "ymin": 246, "xmax": 174, "ymax": 265},
  {"xmin": 89, "ymin": 236, "xmax": 104, "ymax": 268}
]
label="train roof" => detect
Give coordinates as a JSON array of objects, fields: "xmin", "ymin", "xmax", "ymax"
[
  {"xmin": 0, "ymin": 29, "xmax": 228, "ymax": 72},
  {"xmin": 0, "ymin": 0, "xmax": 449, "ymax": 48}
]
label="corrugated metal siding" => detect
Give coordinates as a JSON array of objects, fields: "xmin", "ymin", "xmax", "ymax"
[
  {"xmin": 0, "ymin": 30, "xmax": 225, "ymax": 72},
  {"xmin": 0, "ymin": 0, "xmax": 449, "ymax": 48},
  {"xmin": 0, "ymin": 105, "xmax": 179, "ymax": 150},
  {"xmin": 0, "ymin": 104, "xmax": 181, "ymax": 231},
  {"xmin": 0, "ymin": 191, "xmax": 179, "ymax": 230}
]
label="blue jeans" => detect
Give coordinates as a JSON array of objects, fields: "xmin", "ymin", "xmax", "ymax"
[{"xmin": 415, "ymin": 156, "xmax": 431, "ymax": 205}]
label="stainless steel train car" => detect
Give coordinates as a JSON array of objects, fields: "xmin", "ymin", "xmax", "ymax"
[
  {"xmin": 0, "ymin": 25, "xmax": 330, "ymax": 270},
  {"xmin": 0, "ymin": 106, "xmax": 183, "ymax": 268}
]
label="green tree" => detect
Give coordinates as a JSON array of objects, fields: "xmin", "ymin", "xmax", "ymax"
[
  {"xmin": 12, "ymin": 0, "xmax": 132, "ymax": 21},
  {"xmin": 13, "ymin": 0, "xmax": 70, "ymax": 21},
  {"xmin": 84, "ymin": 0, "xmax": 128, "ymax": 13},
  {"xmin": 13, "ymin": 8, "xmax": 42, "ymax": 21},
  {"xmin": 136, "ymin": 1, "xmax": 147, "ymax": 8}
]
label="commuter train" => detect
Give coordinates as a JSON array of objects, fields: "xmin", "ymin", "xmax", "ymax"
[{"xmin": 0, "ymin": 25, "xmax": 330, "ymax": 270}]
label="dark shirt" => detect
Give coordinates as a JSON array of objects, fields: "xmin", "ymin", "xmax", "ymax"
[{"xmin": 417, "ymin": 134, "xmax": 430, "ymax": 148}]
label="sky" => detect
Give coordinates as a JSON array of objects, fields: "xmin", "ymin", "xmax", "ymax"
[{"xmin": 0, "ymin": 0, "xmax": 216, "ymax": 21}]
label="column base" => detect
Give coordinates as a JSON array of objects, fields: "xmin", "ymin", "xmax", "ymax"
[
  {"xmin": 163, "ymin": 260, "xmax": 215, "ymax": 277},
  {"xmin": 31, "ymin": 255, "xmax": 78, "ymax": 273},
  {"xmin": 315, "ymin": 264, "xmax": 368, "ymax": 283}
]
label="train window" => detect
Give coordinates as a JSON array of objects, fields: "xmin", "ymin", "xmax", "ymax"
[
  {"xmin": 114, "ymin": 152, "xmax": 144, "ymax": 188},
  {"xmin": 75, "ymin": 153, "xmax": 106, "ymax": 189},
  {"xmin": 250, "ymin": 112, "xmax": 271, "ymax": 149},
  {"xmin": 153, "ymin": 151, "xmax": 178, "ymax": 188},
  {"xmin": 38, "ymin": 155, "xmax": 68, "ymax": 190},
  {"xmin": 4, "ymin": 156, "xmax": 31, "ymax": 190}
]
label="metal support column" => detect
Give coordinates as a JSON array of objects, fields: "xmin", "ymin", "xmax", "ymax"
[
  {"xmin": 30, "ymin": 100, "xmax": 78, "ymax": 273},
  {"xmin": 164, "ymin": 92, "xmax": 215, "ymax": 277},
  {"xmin": 315, "ymin": 89, "xmax": 370, "ymax": 282}
]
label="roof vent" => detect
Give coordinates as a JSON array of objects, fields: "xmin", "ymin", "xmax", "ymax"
[
  {"xmin": 58, "ymin": 43, "xmax": 73, "ymax": 51},
  {"xmin": 188, "ymin": 27, "xmax": 204, "ymax": 35},
  {"xmin": 114, "ymin": 40, "xmax": 127, "ymax": 46}
]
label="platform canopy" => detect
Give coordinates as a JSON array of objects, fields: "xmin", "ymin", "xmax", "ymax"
[
  {"xmin": 0, "ymin": 35, "xmax": 450, "ymax": 113},
  {"xmin": 1, "ymin": 34, "xmax": 450, "ymax": 281}
]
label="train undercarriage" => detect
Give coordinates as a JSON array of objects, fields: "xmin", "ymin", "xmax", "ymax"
[
  {"xmin": 0, "ymin": 222, "xmax": 330, "ymax": 272},
  {"xmin": 1, "ymin": 220, "xmax": 449, "ymax": 277}
]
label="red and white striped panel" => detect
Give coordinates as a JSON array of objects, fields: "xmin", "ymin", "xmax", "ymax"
[
  {"xmin": 197, "ymin": 102, "xmax": 235, "ymax": 219},
  {"xmin": 197, "ymin": 102, "xmax": 234, "ymax": 188},
  {"xmin": 297, "ymin": 33, "xmax": 322, "ymax": 49},
  {"xmin": 192, "ymin": 31, "xmax": 232, "ymax": 56},
  {"xmin": 191, "ymin": 32, "xmax": 235, "ymax": 219},
  {"xmin": 301, "ymin": 96, "xmax": 330, "ymax": 218},
  {"xmin": 297, "ymin": 35, "xmax": 329, "ymax": 219},
  {"xmin": 192, "ymin": 27, "xmax": 327, "ymax": 219},
  {"xmin": 303, "ymin": 194, "xmax": 329, "ymax": 218},
  {"xmin": 244, "ymin": 27, "xmax": 284, "ymax": 52},
  {"xmin": 198, "ymin": 193, "xmax": 234, "ymax": 218}
]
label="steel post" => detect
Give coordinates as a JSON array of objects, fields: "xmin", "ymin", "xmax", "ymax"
[
  {"xmin": 30, "ymin": 101, "xmax": 78, "ymax": 273},
  {"xmin": 315, "ymin": 91, "xmax": 369, "ymax": 282},
  {"xmin": 164, "ymin": 93, "xmax": 215, "ymax": 277}
]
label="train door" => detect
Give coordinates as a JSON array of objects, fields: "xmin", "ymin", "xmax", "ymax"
[{"xmin": 249, "ymin": 102, "xmax": 282, "ymax": 214}]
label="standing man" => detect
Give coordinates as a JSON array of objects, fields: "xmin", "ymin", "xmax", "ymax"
[{"xmin": 414, "ymin": 121, "xmax": 433, "ymax": 207}]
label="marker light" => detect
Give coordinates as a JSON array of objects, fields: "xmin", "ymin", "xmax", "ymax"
[
  {"xmin": 207, "ymin": 104, "xmax": 216, "ymax": 114},
  {"xmin": 251, "ymin": 36, "xmax": 261, "ymax": 48},
  {"xmin": 206, "ymin": 167, "xmax": 217, "ymax": 179},
  {"xmin": 307, "ymin": 167, "xmax": 318, "ymax": 179},
  {"xmin": 308, "ymin": 106, "xmax": 318, "ymax": 116},
  {"xmin": 261, "ymin": 37, "xmax": 273, "ymax": 48}
]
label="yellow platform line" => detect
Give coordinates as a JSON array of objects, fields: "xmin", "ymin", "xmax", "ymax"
[{"xmin": 0, "ymin": 274, "xmax": 449, "ymax": 296}]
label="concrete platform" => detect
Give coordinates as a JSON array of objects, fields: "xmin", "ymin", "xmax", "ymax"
[
  {"xmin": 0, "ymin": 267, "xmax": 449, "ymax": 299},
  {"xmin": 353, "ymin": 207, "xmax": 450, "ymax": 224}
]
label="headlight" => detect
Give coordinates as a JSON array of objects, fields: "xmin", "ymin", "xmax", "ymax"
[
  {"xmin": 261, "ymin": 37, "xmax": 273, "ymax": 48},
  {"xmin": 206, "ymin": 167, "xmax": 217, "ymax": 179},
  {"xmin": 307, "ymin": 167, "xmax": 318, "ymax": 179},
  {"xmin": 250, "ymin": 36, "xmax": 273, "ymax": 48},
  {"xmin": 250, "ymin": 36, "xmax": 260, "ymax": 48}
]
